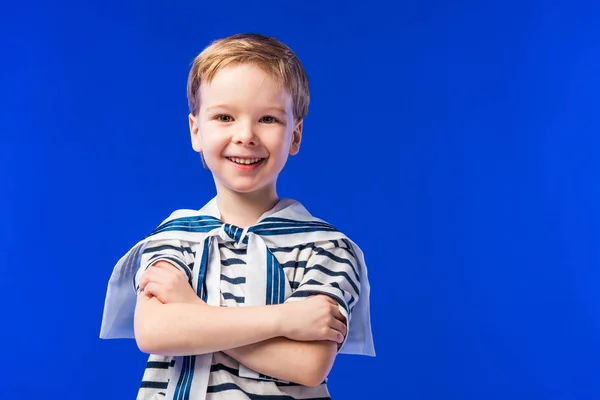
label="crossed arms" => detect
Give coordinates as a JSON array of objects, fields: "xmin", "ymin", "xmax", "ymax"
[{"xmin": 133, "ymin": 245, "xmax": 356, "ymax": 386}]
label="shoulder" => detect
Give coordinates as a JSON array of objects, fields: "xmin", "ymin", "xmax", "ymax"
[
  {"xmin": 313, "ymin": 238, "xmax": 355, "ymax": 253},
  {"xmin": 143, "ymin": 206, "xmax": 220, "ymax": 239},
  {"xmin": 160, "ymin": 208, "xmax": 209, "ymax": 224}
]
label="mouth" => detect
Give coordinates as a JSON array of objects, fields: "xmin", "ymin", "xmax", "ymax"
[{"xmin": 226, "ymin": 157, "xmax": 265, "ymax": 166}]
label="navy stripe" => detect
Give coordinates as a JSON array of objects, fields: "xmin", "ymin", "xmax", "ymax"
[
  {"xmin": 153, "ymin": 215, "xmax": 221, "ymax": 228},
  {"xmin": 147, "ymin": 216, "xmax": 222, "ymax": 236},
  {"xmin": 259, "ymin": 373, "xmax": 279, "ymax": 381},
  {"xmin": 266, "ymin": 250, "xmax": 273, "ymax": 305},
  {"xmin": 183, "ymin": 355, "xmax": 196, "ymax": 400},
  {"xmin": 148, "ymin": 216, "xmax": 221, "ymax": 235},
  {"xmin": 305, "ymin": 264, "xmax": 360, "ymax": 296},
  {"xmin": 220, "ymin": 274, "xmax": 246, "ymax": 285},
  {"xmin": 149, "ymin": 224, "xmax": 221, "ymax": 236},
  {"xmin": 222, "ymin": 258, "xmax": 246, "ymax": 266},
  {"xmin": 270, "ymin": 243, "xmax": 316, "ymax": 253},
  {"xmin": 273, "ymin": 253, "xmax": 280, "ymax": 305},
  {"xmin": 143, "ymin": 244, "xmax": 195, "ymax": 256},
  {"xmin": 148, "ymin": 255, "xmax": 192, "ymax": 281},
  {"xmin": 173, "ymin": 356, "xmax": 189, "ymax": 400},
  {"xmin": 313, "ymin": 246, "xmax": 360, "ymax": 283},
  {"xmin": 302, "ymin": 279, "xmax": 323, "ymax": 286},
  {"xmin": 207, "ymin": 383, "xmax": 332, "ymax": 400},
  {"xmin": 222, "ymin": 292, "xmax": 245, "ymax": 303},
  {"xmin": 348, "ymin": 295, "xmax": 356, "ymax": 309},
  {"xmin": 197, "ymin": 239, "xmax": 210, "ymax": 301},
  {"xmin": 224, "ymin": 224, "xmax": 243, "ymax": 242},
  {"xmin": 291, "ymin": 289, "xmax": 349, "ymax": 315},
  {"xmin": 297, "ymin": 280, "xmax": 356, "ymax": 309},
  {"xmin": 298, "ymin": 280, "xmax": 349, "ymax": 297},
  {"xmin": 210, "ymin": 362, "xmax": 240, "ymax": 375},
  {"xmin": 160, "ymin": 215, "xmax": 221, "ymax": 223},
  {"xmin": 281, "ymin": 260, "xmax": 307, "ymax": 269},
  {"xmin": 279, "ymin": 263, "xmax": 285, "ymax": 303},
  {"xmin": 146, "ymin": 361, "xmax": 171, "ymax": 369},
  {"xmin": 257, "ymin": 217, "xmax": 336, "ymax": 228},
  {"xmin": 253, "ymin": 227, "xmax": 338, "ymax": 236},
  {"xmin": 140, "ymin": 381, "xmax": 168, "ymax": 389},
  {"xmin": 219, "ymin": 244, "xmax": 246, "ymax": 255}
]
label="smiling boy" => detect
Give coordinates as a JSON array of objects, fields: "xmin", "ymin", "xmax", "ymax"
[{"xmin": 100, "ymin": 33, "xmax": 374, "ymax": 400}]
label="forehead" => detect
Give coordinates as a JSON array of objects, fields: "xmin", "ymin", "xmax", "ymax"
[{"xmin": 199, "ymin": 63, "xmax": 292, "ymax": 110}]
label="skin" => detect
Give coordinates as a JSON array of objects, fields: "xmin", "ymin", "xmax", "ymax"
[
  {"xmin": 190, "ymin": 62, "xmax": 302, "ymax": 228},
  {"xmin": 134, "ymin": 63, "xmax": 347, "ymax": 386}
]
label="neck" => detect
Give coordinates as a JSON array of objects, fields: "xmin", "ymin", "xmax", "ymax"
[{"xmin": 215, "ymin": 185, "xmax": 280, "ymax": 228}]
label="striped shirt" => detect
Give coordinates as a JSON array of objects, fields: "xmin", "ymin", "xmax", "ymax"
[{"xmin": 134, "ymin": 235, "xmax": 360, "ymax": 400}]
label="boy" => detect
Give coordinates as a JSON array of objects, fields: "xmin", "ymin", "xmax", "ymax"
[{"xmin": 100, "ymin": 33, "xmax": 375, "ymax": 400}]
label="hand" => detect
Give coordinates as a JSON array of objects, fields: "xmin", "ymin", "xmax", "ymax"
[
  {"xmin": 139, "ymin": 261, "xmax": 201, "ymax": 305},
  {"xmin": 279, "ymin": 295, "xmax": 347, "ymax": 344}
]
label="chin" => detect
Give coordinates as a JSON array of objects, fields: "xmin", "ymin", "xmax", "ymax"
[{"xmin": 219, "ymin": 180, "xmax": 274, "ymax": 196}]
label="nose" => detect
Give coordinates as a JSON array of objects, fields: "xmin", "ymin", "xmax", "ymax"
[{"xmin": 232, "ymin": 121, "xmax": 257, "ymax": 146}]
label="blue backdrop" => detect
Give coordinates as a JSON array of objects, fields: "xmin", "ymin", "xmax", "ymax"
[{"xmin": 2, "ymin": 0, "xmax": 600, "ymax": 399}]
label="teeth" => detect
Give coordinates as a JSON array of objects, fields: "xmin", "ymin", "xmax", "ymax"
[{"xmin": 229, "ymin": 157, "xmax": 262, "ymax": 165}]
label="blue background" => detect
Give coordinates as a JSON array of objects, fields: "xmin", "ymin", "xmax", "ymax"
[{"xmin": 2, "ymin": 0, "xmax": 600, "ymax": 399}]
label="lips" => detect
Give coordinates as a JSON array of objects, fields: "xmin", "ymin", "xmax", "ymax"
[{"xmin": 226, "ymin": 157, "xmax": 264, "ymax": 165}]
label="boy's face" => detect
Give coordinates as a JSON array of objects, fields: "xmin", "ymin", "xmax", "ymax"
[{"xmin": 189, "ymin": 63, "xmax": 302, "ymax": 196}]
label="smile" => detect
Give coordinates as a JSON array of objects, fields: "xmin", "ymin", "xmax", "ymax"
[{"xmin": 227, "ymin": 157, "xmax": 264, "ymax": 165}]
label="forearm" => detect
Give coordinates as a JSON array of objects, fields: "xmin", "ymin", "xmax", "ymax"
[
  {"xmin": 134, "ymin": 295, "xmax": 284, "ymax": 356},
  {"xmin": 225, "ymin": 338, "xmax": 337, "ymax": 386}
]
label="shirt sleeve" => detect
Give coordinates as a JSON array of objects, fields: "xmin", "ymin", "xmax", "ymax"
[
  {"xmin": 285, "ymin": 239, "xmax": 361, "ymax": 345},
  {"xmin": 133, "ymin": 239, "xmax": 197, "ymax": 293}
]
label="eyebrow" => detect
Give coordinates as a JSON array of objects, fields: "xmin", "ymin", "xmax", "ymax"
[
  {"xmin": 265, "ymin": 107, "xmax": 288, "ymax": 115},
  {"xmin": 205, "ymin": 104, "xmax": 287, "ymax": 115}
]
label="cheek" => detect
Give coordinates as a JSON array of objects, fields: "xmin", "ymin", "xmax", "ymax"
[
  {"xmin": 265, "ymin": 128, "xmax": 293, "ymax": 152},
  {"xmin": 199, "ymin": 126, "xmax": 227, "ymax": 153}
]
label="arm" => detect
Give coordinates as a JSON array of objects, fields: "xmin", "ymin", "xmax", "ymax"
[
  {"xmin": 132, "ymin": 240, "xmax": 283, "ymax": 355},
  {"xmin": 226, "ymin": 338, "xmax": 338, "ymax": 387},
  {"xmin": 134, "ymin": 293, "xmax": 284, "ymax": 356},
  {"xmin": 132, "ymin": 239, "xmax": 280, "ymax": 355},
  {"xmin": 134, "ymin": 262, "xmax": 346, "ymax": 357},
  {"xmin": 224, "ymin": 239, "xmax": 361, "ymax": 385}
]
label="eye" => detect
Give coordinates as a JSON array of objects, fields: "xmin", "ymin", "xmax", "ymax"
[
  {"xmin": 260, "ymin": 116, "xmax": 279, "ymax": 124},
  {"xmin": 215, "ymin": 114, "xmax": 233, "ymax": 123}
]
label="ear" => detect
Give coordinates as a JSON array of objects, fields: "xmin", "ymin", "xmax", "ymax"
[
  {"xmin": 289, "ymin": 119, "xmax": 303, "ymax": 156},
  {"xmin": 189, "ymin": 113, "xmax": 202, "ymax": 153}
]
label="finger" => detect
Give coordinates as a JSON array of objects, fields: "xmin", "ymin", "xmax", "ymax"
[
  {"xmin": 314, "ymin": 294, "xmax": 334, "ymax": 304},
  {"xmin": 139, "ymin": 271, "xmax": 161, "ymax": 291},
  {"xmin": 142, "ymin": 267, "xmax": 175, "ymax": 286},
  {"xmin": 153, "ymin": 261, "xmax": 185, "ymax": 275},
  {"xmin": 330, "ymin": 317, "xmax": 347, "ymax": 339},
  {"xmin": 137, "ymin": 289, "xmax": 153, "ymax": 301},
  {"xmin": 143, "ymin": 282, "xmax": 164, "ymax": 302},
  {"xmin": 142, "ymin": 281, "xmax": 156, "ymax": 296},
  {"xmin": 152, "ymin": 263, "xmax": 189, "ymax": 285},
  {"xmin": 330, "ymin": 303, "xmax": 347, "ymax": 324},
  {"xmin": 328, "ymin": 328, "xmax": 345, "ymax": 344}
]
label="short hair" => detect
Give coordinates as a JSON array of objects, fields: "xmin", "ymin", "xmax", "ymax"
[{"xmin": 186, "ymin": 33, "xmax": 310, "ymax": 120}]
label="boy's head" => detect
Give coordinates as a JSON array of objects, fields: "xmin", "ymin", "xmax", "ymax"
[
  {"xmin": 187, "ymin": 33, "xmax": 309, "ymax": 121},
  {"xmin": 186, "ymin": 33, "xmax": 309, "ymax": 197}
]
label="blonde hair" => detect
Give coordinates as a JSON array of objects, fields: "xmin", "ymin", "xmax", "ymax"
[{"xmin": 186, "ymin": 33, "xmax": 310, "ymax": 120}]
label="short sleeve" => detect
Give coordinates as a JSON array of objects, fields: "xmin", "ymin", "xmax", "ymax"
[
  {"xmin": 133, "ymin": 239, "xmax": 197, "ymax": 293},
  {"xmin": 285, "ymin": 239, "xmax": 361, "ymax": 345}
]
